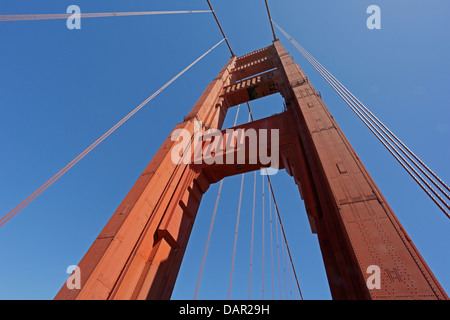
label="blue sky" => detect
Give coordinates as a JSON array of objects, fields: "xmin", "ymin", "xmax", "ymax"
[{"xmin": 0, "ymin": 0, "xmax": 449, "ymax": 300}]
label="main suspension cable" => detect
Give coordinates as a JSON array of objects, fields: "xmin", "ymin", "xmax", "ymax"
[
  {"xmin": 300, "ymin": 44, "xmax": 450, "ymax": 215},
  {"xmin": 205, "ymin": 0, "xmax": 235, "ymax": 56},
  {"xmin": 284, "ymin": 27, "xmax": 450, "ymax": 203},
  {"xmin": 0, "ymin": 38, "xmax": 226, "ymax": 229},
  {"xmin": 273, "ymin": 21, "xmax": 450, "ymax": 219},
  {"xmin": 263, "ymin": 0, "xmax": 277, "ymax": 41},
  {"xmin": 0, "ymin": 10, "xmax": 211, "ymax": 21}
]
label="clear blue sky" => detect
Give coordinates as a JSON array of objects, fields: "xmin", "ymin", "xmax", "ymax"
[{"xmin": 0, "ymin": 0, "xmax": 449, "ymax": 300}]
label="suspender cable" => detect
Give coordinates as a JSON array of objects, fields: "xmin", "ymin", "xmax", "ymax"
[
  {"xmin": 0, "ymin": 10, "xmax": 211, "ymax": 21},
  {"xmin": 194, "ymin": 179, "xmax": 223, "ymax": 300},
  {"xmin": 195, "ymin": 104, "xmax": 241, "ymax": 300},
  {"xmin": 280, "ymin": 219, "xmax": 288, "ymax": 299},
  {"xmin": 262, "ymin": 175, "xmax": 265, "ymax": 300},
  {"xmin": 287, "ymin": 252, "xmax": 294, "ymax": 300},
  {"xmin": 269, "ymin": 186, "xmax": 275, "ymax": 300},
  {"xmin": 228, "ymin": 111, "xmax": 251, "ymax": 300},
  {"xmin": 292, "ymin": 265, "xmax": 298, "ymax": 299},
  {"xmin": 263, "ymin": 0, "xmax": 277, "ymax": 41},
  {"xmin": 246, "ymin": 101, "xmax": 304, "ymax": 299},
  {"xmin": 0, "ymin": 38, "xmax": 226, "ymax": 229},
  {"xmin": 249, "ymin": 105, "xmax": 257, "ymax": 300},
  {"xmin": 248, "ymin": 170, "xmax": 257, "ymax": 300},
  {"xmin": 205, "ymin": 0, "xmax": 235, "ymax": 56},
  {"xmin": 274, "ymin": 194, "xmax": 283, "ymax": 299},
  {"xmin": 273, "ymin": 21, "xmax": 450, "ymax": 219},
  {"xmin": 267, "ymin": 174, "xmax": 304, "ymax": 300},
  {"xmin": 228, "ymin": 172, "xmax": 245, "ymax": 299}
]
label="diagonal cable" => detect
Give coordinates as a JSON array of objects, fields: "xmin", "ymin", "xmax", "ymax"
[
  {"xmin": 273, "ymin": 21, "xmax": 450, "ymax": 219},
  {"xmin": 0, "ymin": 38, "xmax": 226, "ymax": 228},
  {"xmin": 0, "ymin": 10, "xmax": 211, "ymax": 21},
  {"xmin": 205, "ymin": 0, "xmax": 235, "ymax": 56},
  {"xmin": 263, "ymin": 0, "xmax": 277, "ymax": 41}
]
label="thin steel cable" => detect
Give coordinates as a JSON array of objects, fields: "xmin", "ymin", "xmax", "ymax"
[
  {"xmin": 194, "ymin": 179, "xmax": 223, "ymax": 300},
  {"xmin": 205, "ymin": 0, "xmax": 235, "ymax": 56},
  {"xmin": 0, "ymin": 10, "xmax": 211, "ymax": 21},
  {"xmin": 248, "ymin": 170, "xmax": 257, "ymax": 300},
  {"xmin": 303, "ymin": 62, "xmax": 450, "ymax": 285},
  {"xmin": 228, "ymin": 110, "xmax": 251, "ymax": 299},
  {"xmin": 287, "ymin": 250, "xmax": 294, "ymax": 300},
  {"xmin": 317, "ymin": 62, "xmax": 450, "ymax": 219},
  {"xmin": 195, "ymin": 104, "xmax": 240, "ymax": 299},
  {"xmin": 266, "ymin": 174, "xmax": 304, "ymax": 300},
  {"xmin": 246, "ymin": 101, "xmax": 304, "ymax": 299},
  {"xmin": 269, "ymin": 186, "xmax": 275, "ymax": 300},
  {"xmin": 262, "ymin": 175, "xmax": 265, "ymax": 300},
  {"xmin": 299, "ymin": 44, "xmax": 450, "ymax": 196},
  {"xmin": 273, "ymin": 21, "xmax": 450, "ymax": 219},
  {"xmin": 305, "ymin": 48, "xmax": 450, "ymax": 217},
  {"xmin": 246, "ymin": 102, "xmax": 254, "ymax": 121},
  {"xmin": 0, "ymin": 38, "xmax": 226, "ymax": 228},
  {"xmin": 264, "ymin": 0, "xmax": 277, "ymax": 41},
  {"xmin": 315, "ymin": 64, "xmax": 450, "ymax": 215},
  {"xmin": 274, "ymin": 195, "xmax": 283, "ymax": 300},
  {"xmin": 314, "ymin": 53, "xmax": 448, "ymax": 216},
  {"xmin": 288, "ymin": 30, "xmax": 450, "ymax": 203},
  {"xmin": 280, "ymin": 219, "xmax": 288, "ymax": 299},
  {"xmin": 228, "ymin": 172, "xmax": 245, "ymax": 300}
]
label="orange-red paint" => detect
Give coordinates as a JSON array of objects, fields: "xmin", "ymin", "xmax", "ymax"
[{"xmin": 55, "ymin": 42, "xmax": 448, "ymax": 300}]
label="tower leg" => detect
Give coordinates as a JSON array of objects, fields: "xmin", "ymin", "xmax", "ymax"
[
  {"xmin": 273, "ymin": 40, "xmax": 448, "ymax": 300},
  {"xmin": 55, "ymin": 58, "xmax": 236, "ymax": 300}
]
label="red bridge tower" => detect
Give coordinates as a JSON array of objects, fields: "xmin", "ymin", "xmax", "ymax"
[{"xmin": 55, "ymin": 41, "xmax": 448, "ymax": 300}]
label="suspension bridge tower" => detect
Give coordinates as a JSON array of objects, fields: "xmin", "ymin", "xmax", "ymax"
[{"xmin": 53, "ymin": 39, "xmax": 448, "ymax": 300}]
